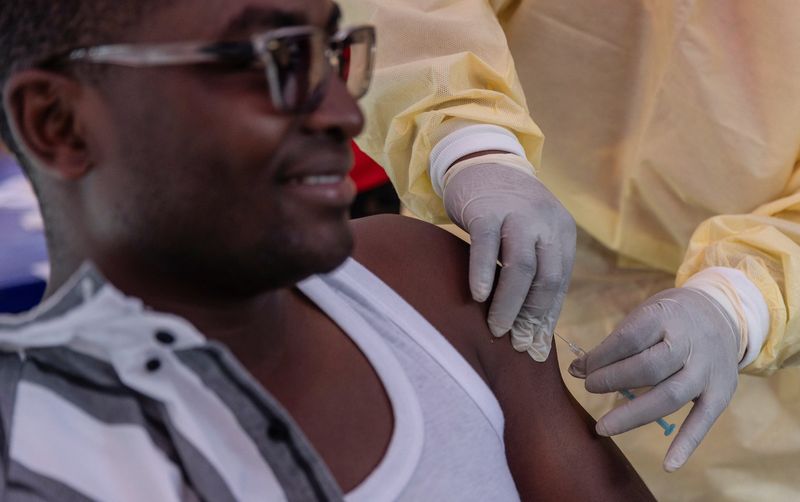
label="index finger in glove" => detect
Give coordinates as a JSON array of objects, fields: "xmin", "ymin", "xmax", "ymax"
[
  {"xmin": 584, "ymin": 340, "xmax": 688, "ymax": 393},
  {"xmin": 574, "ymin": 307, "xmax": 667, "ymax": 377},
  {"xmin": 487, "ymin": 219, "xmax": 538, "ymax": 338},
  {"xmin": 465, "ymin": 215, "xmax": 502, "ymax": 303}
]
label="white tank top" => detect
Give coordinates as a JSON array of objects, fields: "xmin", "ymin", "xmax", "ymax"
[{"xmin": 297, "ymin": 258, "xmax": 520, "ymax": 502}]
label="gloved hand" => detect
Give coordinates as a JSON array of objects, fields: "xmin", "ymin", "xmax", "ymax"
[
  {"xmin": 569, "ymin": 287, "xmax": 741, "ymax": 472},
  {"xmin": 443, "ymin": 160, "xmax": 576, "ymax": 361}
]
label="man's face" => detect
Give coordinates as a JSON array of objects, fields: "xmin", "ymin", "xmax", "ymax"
[{"xmin": 82, "ymin": 0, "xmax": 364, "ymax": 294}]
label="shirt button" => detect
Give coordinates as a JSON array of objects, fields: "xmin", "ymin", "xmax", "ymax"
[
  {"xmin": 145, "ymin": 358, "xmax": 162, "ymax": 372},
  {"xmin": 267, "ymin": 421, "xmax": 290, "ymax": 443},
  {"xmin": 155, "ymin": 330, "xmax": 176, "ymax": 345}
]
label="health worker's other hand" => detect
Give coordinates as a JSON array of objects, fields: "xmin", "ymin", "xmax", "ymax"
[
  {"xmin": 443, "ymin": 161, "xmax": 576, "ymax": 362},
  {"xmin": 570, "ymin": 288, "xmax": 740, "ymax": 472}
]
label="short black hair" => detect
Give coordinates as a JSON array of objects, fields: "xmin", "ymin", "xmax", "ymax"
[{"xmin": 0, "ymin": 0, "xmax": 166, "ymax": 173}]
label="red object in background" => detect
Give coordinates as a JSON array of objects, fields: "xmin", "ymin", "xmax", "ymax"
[{"xmin": 350, "ymin": 142, "xmax": 389, "ymax": 193}]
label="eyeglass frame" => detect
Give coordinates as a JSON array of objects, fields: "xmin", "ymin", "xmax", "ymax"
[{"xmin": 53, "ymin": 25, "xmax": 376, "ymax": 113}]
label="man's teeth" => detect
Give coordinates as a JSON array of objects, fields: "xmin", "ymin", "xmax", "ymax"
[{"xmin": 299, "ymin": 175, "xmax": 344, "ymax": 185}]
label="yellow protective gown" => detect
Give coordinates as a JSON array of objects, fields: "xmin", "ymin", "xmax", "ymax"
[{"xmin": 341, "ymin": 0, "xmax": 800, "ymax": 499}]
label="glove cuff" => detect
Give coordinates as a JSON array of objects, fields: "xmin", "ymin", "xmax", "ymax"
[
  {"xmin": 682, "ymin": 267, "xmax": 770, "ymax": 369},
  {"xmin": 429, "ymin": 124, "xmax": 527, "ymax": 197},
  {"xmin": 442, "ymin": 152, "xmax": 536, "ymax": 193}
]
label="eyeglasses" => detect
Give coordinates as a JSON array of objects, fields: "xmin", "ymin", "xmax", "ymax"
[{"xmin": 59, "ymin": 25, "xmax": 375, "ymax": 113}]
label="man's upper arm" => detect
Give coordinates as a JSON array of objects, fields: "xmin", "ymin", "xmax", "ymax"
[
  {"xmin": 350, "ymin": 214, "xmax": 653, "ymax": 500},
  {"xmin": 483, "ymin": 340, "xmax": 654, "ymax": 500}
]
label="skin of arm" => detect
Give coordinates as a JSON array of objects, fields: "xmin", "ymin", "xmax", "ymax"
[{"xmin": 350, "ymin": 214, "xmax": 654, "ymax": 501}]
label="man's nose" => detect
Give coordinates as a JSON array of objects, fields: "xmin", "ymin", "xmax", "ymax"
[{"xmin": 303, "ymin": 77, "xmax": 364, "ymax": 140}]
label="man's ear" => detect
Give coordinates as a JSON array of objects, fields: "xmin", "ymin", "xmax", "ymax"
[{"xmin": 3, "ymin": 70, "xmax": 91, "ymax": 179}]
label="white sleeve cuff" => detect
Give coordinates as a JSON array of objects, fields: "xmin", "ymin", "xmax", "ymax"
[
  {"xmin": 429, "ymin": 124, "xmax": 527, "ymax": 197},
  {"xmin": 682, "ymin": 267, "xmax": 770, "ymax": 369}
]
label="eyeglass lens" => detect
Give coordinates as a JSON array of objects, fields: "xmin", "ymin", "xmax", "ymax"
[
  {"xmin": 269, "ymin": 33, "xmax": 326, "ymax": 111},
  {"xmin": 267, "ymin": 28, "xmax": 373, "ymax": 111},
  {"xmin": 340, "ymin": 28, "xmax": 374, "ymax": 100}
]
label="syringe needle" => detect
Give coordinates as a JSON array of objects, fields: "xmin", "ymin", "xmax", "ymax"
[
  {"xmin": 555, "ymin": 332, "xmax": 677, "ymax": 437},
  {"xmin": 555, "ymin": 331, "xmax": 586, "ymax": 357}
]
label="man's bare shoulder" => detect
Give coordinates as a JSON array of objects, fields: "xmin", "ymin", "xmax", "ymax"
[
  {"xmin": 348, "ymin": 213, "xmax": 557, "ymax": 381},
  {"xmin": 350, "ymin": 214, "xmax": 474, "ymax": 307},
  {"xmin": 350, "ymin": 214, "xmax": 492, "ymax": 377}
]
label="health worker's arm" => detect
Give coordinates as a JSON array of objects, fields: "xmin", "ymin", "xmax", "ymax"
[
  {"xmin": 351, "ymin": 215, "xmax": 654, "ymax": 500},
  {"xmin": 339, "ymin": 0, "xmax": 543, "ymax": 223},
  {"xmin": 341, "ymin": 0, "xmax": 575, "ymax": 363},
  {"xmin": 677, "ymin": 163, "xmax": 800, "ymax": 375},
  {"xmin": 572, "ymin": 163, "xmax": 800, "ymax": 472}
]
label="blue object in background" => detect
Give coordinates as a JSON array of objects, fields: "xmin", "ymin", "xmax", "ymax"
[{"xmin": 0, "ymin": 153, "xmax": 48, "ymax": 313}]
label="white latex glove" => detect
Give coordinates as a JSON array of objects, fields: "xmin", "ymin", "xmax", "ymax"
[
  {"xmin": 443, "ymin": 160, "xmax": 576, "ymax": 361},
  {"xmin": 569, "ymin": 288, "xmax": 740, "ymax": 472}
]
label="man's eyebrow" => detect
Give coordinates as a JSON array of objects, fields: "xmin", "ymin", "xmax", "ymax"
[{"xmin": 218, "ymin": 7, "xmax": 309, "ymax": 39}]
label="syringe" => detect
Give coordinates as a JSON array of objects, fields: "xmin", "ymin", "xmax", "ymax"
[{"xmin": 555, "ymin": 332, "xmax": 677, "ymax": 437}]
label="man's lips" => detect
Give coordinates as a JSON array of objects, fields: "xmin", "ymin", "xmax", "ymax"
[
  {"xmin": 281, "ymin": 173, "xmax": 357, "ymax": 208},
  {"xmin": 287, "ymin": 174, "xmax": 349, "ymax": 186},
  {"xmin": 278, "ymin": 145, "xmax": 354, "ymax": 184},
  {"xmin": 278, "ymin": 149, "xmax": 356, "ymax": 207}
]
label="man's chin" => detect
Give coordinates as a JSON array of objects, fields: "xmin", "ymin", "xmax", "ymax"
[
  {"xmin": 267, "ymin": 224, "xmax": 354, "ymax": 287},
  {"xmin": 302, "ymin": 232, "xmax": 354, "ymax": 276}
]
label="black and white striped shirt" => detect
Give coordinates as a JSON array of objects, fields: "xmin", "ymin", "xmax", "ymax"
[{"xmin": 0, "ymin": 264, "xmax": 343, "ymax": 502}]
